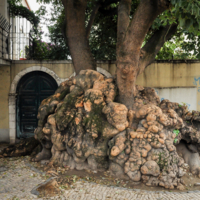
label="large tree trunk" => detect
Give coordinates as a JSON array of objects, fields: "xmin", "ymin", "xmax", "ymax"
[
  {"xmin": 116, "ymin": 0, "xmax": 170, "ymax": 108},
  {"xmin": 116, "ymin": 60, "xmax": 139, "ymax": 109},
  {"xmin": 61, "ymin": 0, "xmax": 96, "ymax": 74}
]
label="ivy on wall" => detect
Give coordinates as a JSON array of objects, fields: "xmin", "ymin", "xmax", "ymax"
[{"xmin": 8, "ymin": 0, "xmax": 39, "ymax": 27}]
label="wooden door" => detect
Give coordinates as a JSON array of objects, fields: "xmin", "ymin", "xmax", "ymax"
[{"xmin": 16, "ymin": 71, "xmax": 58, "ymax": 138}]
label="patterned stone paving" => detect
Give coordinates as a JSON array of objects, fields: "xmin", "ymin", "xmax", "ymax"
[{"xmin": 0, "ymin": 156, "xmax": 200, "ymax": 200}]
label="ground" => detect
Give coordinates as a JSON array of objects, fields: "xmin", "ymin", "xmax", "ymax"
[{"xmin": 1, "ymin": 143, "xmax": 200, "ymax": 200}]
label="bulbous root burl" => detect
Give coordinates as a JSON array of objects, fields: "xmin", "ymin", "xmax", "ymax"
[{"xmin": 33, "ymin": 69, "xmax": 200, "ymax": 190}]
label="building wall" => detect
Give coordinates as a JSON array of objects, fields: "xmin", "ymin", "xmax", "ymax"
[
  {"xmin": 0, "ymin": 0, "xmax": 8, "ymax": 19},
  {"xmin": 10, "ymin": 60, "xmax": 75, "ymax": 82},
  {"xmin": 0, "ymin": 0, "xmax": 32, "ymax": 60},
  {"xmin": 136, "ymin": 61, "xmax": 199, "ymax": 110},
  {"xmin": 9, "ymin": 60, "xmax": 200, "ymax": 110},
  {"xmin": 154, "ymin": 87, "xmax": 197, "ymax": 111},
  {"xmin": 0, "ymin": 60, "xmax": 200, "ymax": 143},
  {"xmin": 0, "ymin": 64, "xmax": 10, "ymax": 142}
]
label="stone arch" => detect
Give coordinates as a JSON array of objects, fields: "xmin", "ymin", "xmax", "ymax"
[{"xmin": 8, "ymin": 66, "xmax": 64, "ymax": 144}]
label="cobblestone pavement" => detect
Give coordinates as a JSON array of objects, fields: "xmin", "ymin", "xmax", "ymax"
[{"xmin": 1, "ymin": 157, "xmax": 200, "ymax": 200}]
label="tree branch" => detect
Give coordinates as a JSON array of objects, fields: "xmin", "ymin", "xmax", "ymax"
[
  {"xmin": 61, "ymin": 0, "xmax": 96, "ymax": 73},
  {"xmin": 86, "ymin": 2, "xmax": 101, "ymax": 39},
  {"xmin": 138, "ymin": 23, "xmax": 178, "ymax": 75},
  {"xmin": 117, "ymin": 0, "xmax": 132, "ymax": 53},
  {"xmin": 86, "ymin": 0, "xmax": 119, "ymax": 39},
  {"xmin": 120, "ymin": 0, "xmax": 170, "ymax": 61}
]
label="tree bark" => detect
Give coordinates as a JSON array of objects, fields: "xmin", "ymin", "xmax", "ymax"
[
  {"xmin": 116, "ymin": 0, "xmax": 134, "ymax": 109},
  {"xmin": 61, "ymin": 0, "xmax": 96, "ymax": 74},
  {"xmin": 116, "ymin": 0, "xmax": 170, "ymax": 109},
  {"xmin": 138, "ymin": 23, "xmax": 178, "ymax": 75}
]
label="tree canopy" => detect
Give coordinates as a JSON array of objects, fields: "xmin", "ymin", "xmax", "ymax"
[
  {"xmin": 35, "ymin": 0, "xmax": 200, "ymax": 60},
  {"xmin": 33, "ymin": 0, "xmax": 200, "ymax": 107}
]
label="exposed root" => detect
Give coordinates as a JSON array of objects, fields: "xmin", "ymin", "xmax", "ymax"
[
  {"xmin": 0, "ymin": 137, "xmax": 40, "ymax": 157},
  {"xmin": 30, "ymin": 69, "xmax": 200, "ymax": 190},
  {"xmin": 32, "ymin": 147, "xmax": 52, "ymax": 162},
  {"xmin": 176, "ymin": 141, "xmax": 200, "ymax": 176}
]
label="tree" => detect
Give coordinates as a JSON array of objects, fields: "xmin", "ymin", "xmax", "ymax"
[
  {"xmin": 36, "ymin": 0, "xmax": 200, "ymax": 109},
  {"xmin": 4, "ymin": 1, "xmax": 200, "ymax": 189},
  {"xmin": 37, "ymin": 1, "xmax": 200, "ymax": 62}
]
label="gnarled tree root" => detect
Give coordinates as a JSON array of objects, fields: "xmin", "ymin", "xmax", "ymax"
[
  {"xmin": 0, "ymin": 137, "xmax": 40, "ymax": 157},
  {"xmin": 30, "ymin": 69, "xmax": 200, "ymax": 189},
  {"xmin": 31, "ymin": 147, "xmax": 51, "ymax": 162}
]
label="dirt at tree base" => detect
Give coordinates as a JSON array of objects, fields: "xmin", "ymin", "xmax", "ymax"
[
  {"xmin": 27, "ymin": 158, "xmax": 200, "ymax": 193},
  {"xmin": 14, "ymin": 69, "xmax": 200, "ymax": 190}
]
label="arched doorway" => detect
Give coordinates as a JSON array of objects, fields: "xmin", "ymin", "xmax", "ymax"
[{"xmin": 16, "ymin": 71, "xmax": 58, "ymax": 138}]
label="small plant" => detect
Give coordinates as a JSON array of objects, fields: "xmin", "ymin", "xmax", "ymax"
[
  {"xmin": 157, "ymin": 152, "xmax": 169, "ymax": 171},
  {"xmin": 174, "ymin": 138, "xmax": 178, "ymax": 143},
  {"xmin": 173, "ymin": 130, "xmax": 179, "ymax": 144},
  {"xmin": 60, "ymin": 185, "xmax": 68, "ymax": 189},
  {"xmin": 73, "ymin": 175, "xmax": 77, "ymax": 183},
  {"xmin": 173, "ymin": 129, "xmax": 180, "ymax": 137},
  {"xmin": 20, "ymin": 50, "xmax": 24, "ymax": 58},
  {"xmin": 181, "ymin": 102, "xmax": 188, "ymax": 107}
]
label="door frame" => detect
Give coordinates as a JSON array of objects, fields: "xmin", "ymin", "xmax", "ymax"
[{"xmin": 8, "ymin": 66, "xmax": 64, "ymax": 144}]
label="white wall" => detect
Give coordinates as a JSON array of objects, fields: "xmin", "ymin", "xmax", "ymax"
[{"xmin": 155, "ymin": 87, "xmax": 197, "ymax": 111}]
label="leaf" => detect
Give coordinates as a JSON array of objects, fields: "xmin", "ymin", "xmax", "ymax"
[
  {"xmin": 174, "ymin": 138, "xmax": 178, "ymax": 143},
  {"xmin": 179, "ymin": 18, "xmax": 185, "ymax": 27},
  {"xmin": 173, "ymin": 129, "xmax": 180, "ymax": 137},
  {"xmin": 185, "ymin": 19, "xmax": 192, "ymax": 30}
]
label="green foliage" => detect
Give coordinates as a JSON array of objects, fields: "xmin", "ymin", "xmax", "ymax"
[
  {"xmin": 174, "ymin": 138, "xmax": 178, "ymax": 144},
  {"xmin": 151, "ymin": 0, "xmax": 200, "ymax": 60},
  {"xmin": 88, "ymin": 5, "xmax": 117, "ymax": 60},
  {"xmin": 173, "ymin": 129, "xmax": 179, "ymax": 144},
  {"xmin": 157, "ymin": 152, "xmax": 169, "ymax": 171},
  {"xmin": 150, "ymin": 0, "xmax": 200, "ymax": 34},
  {"xmin": 173, "ymin": 129, "xmax": 180, "ymax": 136},
  {"xmin": 25, "ymin": 40, "xmax": 69, "ymax": 60},
  {"xmin": 35, "ymin": 0, "xmax": 200, "ymax": 60},
  {"xmin": 33, "ymin": 3, "xmax": 70, "ymax": 60},
  {"xmin": 156, "ymin": 33, "xmax": 198, "ymax": 60},
  {"xmin": 8, "ymin": 0, "xmax": 39, "ymax": 27},
  {"xmin": 170, "ymin": 0, "xmax": 200, "ymax": 34}
]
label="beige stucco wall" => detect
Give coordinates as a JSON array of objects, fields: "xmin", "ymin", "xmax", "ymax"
[
  {"xmin": 1, "ymin": 59, "xmax": 200, "ymax": 143},
  {"xmin": 0, "ymin": 65, "xmax": 10, "ymax": 141},
  {"xmin": 136, "ymin": 62, "xmax": 196, "ymax": 88},
  {"xmin": 9, "ymin": 60, "xmax": 200, "ymax": 109},
  {"xmin": 10, "ymin": 60, "xmax": 75, "ymax": 81},
  {"xmin": 136, "ymin": 61, "xmax": 199, "ymax": 110},
  {"xmin": 10, "ymin": 60, "xmax": 117, "ymax": 81}
]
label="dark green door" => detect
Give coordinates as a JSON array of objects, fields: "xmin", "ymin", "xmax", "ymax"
[{"xmin": 16, "ymin": 71, "xmax": 58, "ymax": 138}]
